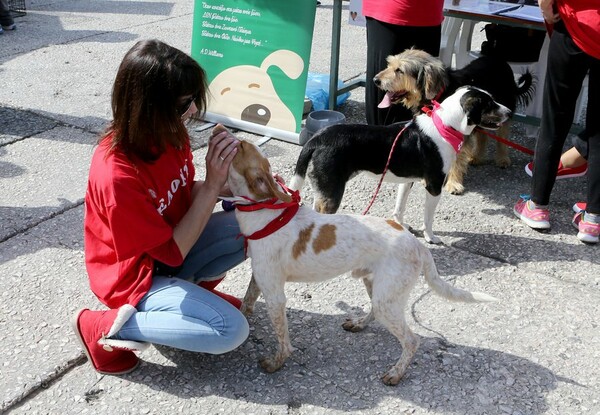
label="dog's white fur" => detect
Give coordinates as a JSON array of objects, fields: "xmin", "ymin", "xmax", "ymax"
[
  {"xmin": 370, "ymin": 87, "xmax": 481, "ymax": 244},
  {"xmin": 219, "ymin": 124, "xmax": 497, "ymax": 385}
]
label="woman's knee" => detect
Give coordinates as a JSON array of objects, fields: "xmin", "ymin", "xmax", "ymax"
[
  {"xmin": 188, "ymin": 310, "xmax": 249, "ymax": 354},
  {"xmin": 218, "ymin": 312, "xmax": 250, "ymax": 354}
]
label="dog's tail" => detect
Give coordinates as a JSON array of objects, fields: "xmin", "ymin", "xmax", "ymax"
[
  {"xmin": 288, "ymin": 142, "xmax": 316, "ymax": 191},
  {"xmin": 420, "ymin": 244, "xmax": 498, "ymax": 303},
  {"xmin": 515, "ymin": 70, "xmax": 535, "ymax": 108}
]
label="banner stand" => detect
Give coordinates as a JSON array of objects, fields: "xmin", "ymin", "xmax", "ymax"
[
  {"xmin": 192, "ymin": 1, "xmax": 316, "ymax": 146},
  {"xmin": 204, "ymin": 112, "xmax": 300, "ymax": 145}
]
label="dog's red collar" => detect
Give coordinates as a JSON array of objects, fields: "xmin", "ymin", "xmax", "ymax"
[
  {"xmin": 235, "ymin": 180, "xmax": 301, "ymax": 255},
  {"xmin": 421, "ymin": 100, "xmax": 463, "ymax": 153}
]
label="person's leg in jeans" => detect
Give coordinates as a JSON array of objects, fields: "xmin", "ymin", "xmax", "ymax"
[
  {"xmin": 112, "ymin": 210, "xmax": 249, "ymax": 352},
  {"xmin": 114, "ymin": 276, "xmax": 249, "ymax": 353},
  {"xmin": 175, "ymin": 210, "xmax": 246, "ymax": 283},
  {"xmin": 530, "ymin": 23, "xmax": 590, "ymax": 207},
  {"xmin": 365, "ymin": 18, "xmax": 441, "ymax": 126}
]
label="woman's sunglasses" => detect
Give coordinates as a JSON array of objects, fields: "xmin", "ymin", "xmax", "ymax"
[{"xmin": 179, "ymin": 95, "xmax": 197, "ymax": 117}]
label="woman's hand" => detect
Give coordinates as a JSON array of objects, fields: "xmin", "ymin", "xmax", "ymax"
[
  {"xmin": 204, "ymin": 125, "xmax": 239, "ymax": 193},
  {"xmin": 173, "ymin": 126, "xmax": 239, "ymax": 258},
  {"xmin": 538, "ymin": 0, "xmax": 560, "ymax": 24}
]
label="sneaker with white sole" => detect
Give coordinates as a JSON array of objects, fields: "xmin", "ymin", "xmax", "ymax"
[
  {"xmin": 513, "ymin": 195, "xmax": 551, "ymax": 229},
  {"xmin": 1, "ymin": 23, "xmax": 16, "ymax": 31},
  {"xmin": 573, "ymin": 202, "xmax": 586, "ymax": 213},
  {"xmin": 572, "ymin": 211, "xmax": 600, "ymax": 244}
]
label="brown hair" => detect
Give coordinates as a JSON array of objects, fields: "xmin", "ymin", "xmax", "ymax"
[{"xmin": 103, "ymin": 39, "xmax": 208, "ymax": 162}]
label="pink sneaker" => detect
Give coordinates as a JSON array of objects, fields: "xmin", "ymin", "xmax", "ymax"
[
  {"xmin": 513, "ymin": 196, "xmax": 550, "ymax": 229},
  {"xmin": 572, "ymin": 211, "xmax": 599, "ymax": 244},
  {"xmin": 525, "ymin": 161, "xmax": 587, "ymax": 179}
]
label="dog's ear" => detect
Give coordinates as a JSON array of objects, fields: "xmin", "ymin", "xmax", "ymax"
[
  {"xmin": 249, "ymin": 169, "xmax": 292, "ymax": 202},
  {"xmin": 423, "ymin": 61, "xmax": 448, "ymax": 101}
]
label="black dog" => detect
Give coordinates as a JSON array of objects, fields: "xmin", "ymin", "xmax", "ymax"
[{"xmin": 290, "ymin": 87, "xmax": 511, "ymax": 244}]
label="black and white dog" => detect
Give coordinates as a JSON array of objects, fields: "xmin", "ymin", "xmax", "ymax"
[{"xmin": 290, "ymin": 86, "xmax": 511, "ymax": 244}]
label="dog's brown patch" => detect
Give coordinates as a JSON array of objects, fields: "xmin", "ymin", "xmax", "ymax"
[
  {"xmin": 312, "ymin": 224, "xmax": 336, "ymax": 254},
  {"xmin": 292, "ymin": 223, "xmax": 315, "ymax": 259},
  {"xmin": 386, "ymin": 220, "xmax": 404, "ymax": 231}
]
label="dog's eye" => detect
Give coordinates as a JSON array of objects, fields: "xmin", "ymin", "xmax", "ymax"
[{"xmin": 395, "ymin": 68, "xmax": 403, "ymax": 74}]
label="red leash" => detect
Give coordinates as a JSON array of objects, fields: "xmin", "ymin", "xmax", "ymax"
[
  {"xmin": 362, "ymin": 122, "xmax": 410, "ymax": 215},
  {"xmin": 475, "ymin": 127, "xmax": 534, "ymax": 155},
  {"xmin": 235, "ymin": 180, "xmax": 301, "ymax": 255}
]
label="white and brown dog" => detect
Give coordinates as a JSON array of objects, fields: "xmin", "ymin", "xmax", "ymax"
[
  {"xmin": 374, "ymin": 48, "xmax": 534, "ymax": 194},
  {"xmin": 290, "ymin": 86, "xmax": 511, "ymax": 244},
  {"xmin": 217, "ymin": 124, "xmax": 497, "ymax": 385}
]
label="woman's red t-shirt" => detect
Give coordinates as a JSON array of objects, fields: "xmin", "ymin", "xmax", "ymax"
[{"xmin": 84, "ymin": 136, "xmax": 194, "ymax": 308}]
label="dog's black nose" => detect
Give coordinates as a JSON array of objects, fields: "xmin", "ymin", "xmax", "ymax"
[
  {"xmin": 241, "ymin": 104, "xmax": 271, "ymax": 126},
  {"xmin": 373, "ymin": 77, "xmax": 381, "ymax": 86}
]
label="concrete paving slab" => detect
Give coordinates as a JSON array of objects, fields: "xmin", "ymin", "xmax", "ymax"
[
  {"xmin": 0, "ymin": 125, "xmax": 94, "ymax": 241},
  {"xmin": 6, "ymin": 248, "xmax": 599, "ymax": 414},
  {"xmin": 1, "ymin": 0, "xmax": 599, "ymax": 414},
  {"xmin": 0, "ymin": 207, "xmax": 96, "ymax": 410},
  {"xmin": 0, "ymin": 107, "xmax": 58, "ymax": 146}
]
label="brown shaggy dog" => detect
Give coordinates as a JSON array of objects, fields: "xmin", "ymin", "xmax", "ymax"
[{"xmin": 374, "ymin": 49, "xmax": 534, "ymax": 194}]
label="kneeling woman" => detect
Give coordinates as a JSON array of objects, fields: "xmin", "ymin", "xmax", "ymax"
[{"xmin": 73, "ymin": 39, "xmax": 249, "ymax": 374}]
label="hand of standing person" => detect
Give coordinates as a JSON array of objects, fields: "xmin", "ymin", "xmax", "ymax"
[{"xmin": 538, "ymin": 0, "xmax": 560, "ymax": 24}]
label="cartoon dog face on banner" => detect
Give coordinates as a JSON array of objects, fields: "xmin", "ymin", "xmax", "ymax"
[{"xmin": 208, "ymin": 50, "xmax": 304, "ymax": 132}]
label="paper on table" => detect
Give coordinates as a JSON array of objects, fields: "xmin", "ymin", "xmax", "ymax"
[
  {"xmin": 497, "ymin": 5, "xmax": 543, "ymax": 22},
  {"xmin": 443, "ymin": 0, "xmax": 524, "ymax": 16}
]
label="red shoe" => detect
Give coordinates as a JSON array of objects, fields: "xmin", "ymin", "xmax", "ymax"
[
  {"xmin": 198, "ymin": 277, "xmax": 242, "ymax": 309},
  {"xmin": 72, "ymin": 305, "xmax": 148, "ymax": 375},
  {"xmin": 525, "ymin": 161, "xmax": 587, "ymax": 179}
]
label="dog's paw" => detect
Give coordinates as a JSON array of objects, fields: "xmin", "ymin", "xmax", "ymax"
[
  {"xmin": 381, "ymin": 367, "xmax": 405, "ymax": 386},
  {"xmin": 469, "ymin": 155, "xmax": 486, "ymax": 166},
  {"xmin": 342, "ymin": 318, "xmax": 366, "ymax": 332},
  {"xmin": 444, "ymin": 181, "xmax": 464, "ymax": 195},
  {"xmin": 495, "ymin": 157, "xmax": 511, "ymax": 168},
  {"xmin": 259, "ymin": 356, "xmax": 284, "ymax": 373},
  {"xmin": 424, "ymin": 232, "xmax": 442, "ymax": 244}
]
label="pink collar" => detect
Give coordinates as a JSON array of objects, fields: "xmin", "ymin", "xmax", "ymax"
[{"xmin": 422, "ymin": 101, "xmax": 464, "ymax": 153}]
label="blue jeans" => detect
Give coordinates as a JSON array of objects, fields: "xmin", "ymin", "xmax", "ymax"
[{"xmin": 114, "ymin": 211, "xmax": 249, "ymax": 354}]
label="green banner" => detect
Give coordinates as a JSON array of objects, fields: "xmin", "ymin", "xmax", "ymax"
[{"xmin": 191, "ymin": 0, "xmax": 317, "ymax": 142}]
